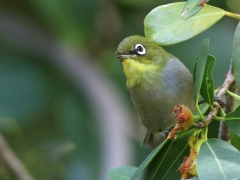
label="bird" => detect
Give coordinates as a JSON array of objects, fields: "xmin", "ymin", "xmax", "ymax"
[{"xmin": 115, "ymin": 35, "xmax": 194, "ymax": 148}]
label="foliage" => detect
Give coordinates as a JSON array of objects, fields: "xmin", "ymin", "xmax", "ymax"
[
  {"xmin": 109, "ymin": 1, "xmax": 240, "ymax": 180},
  {"xmin": 144, "ymin": 2, "xmax": 224, "ymax": 45},
  {"xmin": 0, "ymin": 0, "xmax": 239, "ymax": 179}
]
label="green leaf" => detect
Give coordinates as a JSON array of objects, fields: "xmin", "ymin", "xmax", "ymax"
[
  {"xmin": 232, "ymin": 22, "xmax": 240, "ymax": 89},
  {"xmin": 193, "ymin": 39, "xmax": 209, "ymax": 104},
  {"xmin": 130, "ymin": 139, "xmax": 169, "ymax": 179},
  {"xmin": 133, "ymin": 129, "xmax": 194, "ymax": 179},
  {"xmin": 208, "ymin": 121, "xmax": 220, "ymax": 139},
  {"xmin": 109, "ymin": 166, "xmax": 137, "ymax": 180},
  {"xmin": 198, "ymin": 138, "xmax": 240, "ymax": 179},
  {"xmin": 189, "ymin": 177, "xmax": 200, "ymax": 180},
  {"xmin": 182, "ymin": 0, "xmax": 205, "ymax": 20},
  {"xmin": 225, "ymin": 106, "xmax": 240, "ymax": 137},
  {"xmin": 225, "ymin": 0, "xmax": 240, "ymax": 13},
  {"xmin": 230, "ymin": 130, "xmax": 240, "ymax": 151},
  {"xmin": 200, "ymin": 55, "xmax": 216, "ymax": 106},
  {"xmin": 199, "ymin": 102, "xmax": 209, "ymax": 115},
  {"xmin": 144, "ymin": 2, "xmax": 225, "ymax": 46}
]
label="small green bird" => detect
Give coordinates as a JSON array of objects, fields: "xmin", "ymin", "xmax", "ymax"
[{"xmin": 116, "ymin": 35, "xmax": 194, "ymax": 148}]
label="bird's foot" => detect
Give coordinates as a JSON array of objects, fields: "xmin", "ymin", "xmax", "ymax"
[
  {"xmin": 198, "ymin": 95, "xmax": 225, "ymax": 107},
  {"xmin": 165, "ymin": 126, "xmax": 178, "ymax": 140},
  {"xmin": 213, "ymin": 95, "xmax": 225, "ymax": 107}
]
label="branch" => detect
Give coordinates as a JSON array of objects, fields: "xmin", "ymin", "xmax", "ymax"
[
  {"xmin": 218, "ymin": 80, "xmax": 238, "ymax": 142},
  {"xmin": 196, "ymin": 61, "xmax": 235, "ymax": 128},
  {"xmin": 0, "ymin": 133, "xmax": 35, "ymax": 180}
]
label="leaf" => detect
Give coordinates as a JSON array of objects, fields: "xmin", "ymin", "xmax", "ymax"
[
  {"xmin": 225, "ymin": 0, "xmax": 240, "ymax": 13},
  {"xmin": 109, "ymin": 166, "xmax": 137, "ymax": 180},
  {"xmin": 230, "ymin": 130, "xmax": 240, "ymax": 151},
  {"xmin": 225, "ymin": 106, "xmax": 240, "ymax": 137},
  {"xmin": 208, "ymin": 120, "xmax": 220, "ymax": 139},
  {"xmin": 133, "ymin": 129, "xmax": 194, "ymax": 179},
  {"xmin": 193, "ymin": 39, "xmax": 209, "ymax": 104},
  {"xmin": 199, "ymin": 102, "xmax": 209, "ymax": 115},
  {"xmin": 198, "ymin": 138, "xmax": 240, "ymax": 180},
  {"xmin": 131, "ymin": 139, "xmax": 169, "ymax": 179},
  {"xmin": 232, "ymin": 22, "xmax": 240, "ymax": 89},
  {"xmin": 200, "ymin": 55, "xmax": 216, "ymax": 106},
  {"xmin": 189, "ymin": 177, "xmax": 200, "ymax": 180},
  {"xmin": 144, "ymin": 2, "xmax": 225, "ymax": 46},
  {"xmin": 182, "ymin": 0, "xmax": 205, "ymax": 20}
]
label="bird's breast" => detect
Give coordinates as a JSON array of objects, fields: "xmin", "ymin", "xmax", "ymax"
[{"xmin": 125, "ymin": 57, "xmax": 194, "ymax": 133}]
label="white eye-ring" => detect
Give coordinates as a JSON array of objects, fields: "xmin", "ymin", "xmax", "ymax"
[{"xmin": 134, "ymin": 44, "xmax": 146, "ymax": 56}]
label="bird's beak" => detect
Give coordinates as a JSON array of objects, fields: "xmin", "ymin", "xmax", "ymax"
[{"xmin": 115, "ymin": 51, "xmax": 133, "ymax": 59}]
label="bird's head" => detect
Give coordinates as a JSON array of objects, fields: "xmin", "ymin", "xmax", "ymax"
[
  {"xmin": 115, "ymin": 35, "xmax": 168, "ymax": 88},
  {"xmin": 115, "ymin": 35, "xmax": 165, "ymax": 64}
]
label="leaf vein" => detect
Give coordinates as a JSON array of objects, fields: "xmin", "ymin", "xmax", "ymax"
[{"xmin": 206, "ymin": 142, "xmax": 228, "ymax": 180}]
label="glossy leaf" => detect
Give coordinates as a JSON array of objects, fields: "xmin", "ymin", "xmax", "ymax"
[
  {"xmin": 109, "ymin": 166, "xmax": 137, "ymax": 180},
  {"xmin": 189, "ymin": 177, "xmax": 200, "ymax": 180},
  {"xmin": 225, "ymin": 0, "xmax": 240, "ymax": 13},
  {"xmin": 200, "ymin": 55, "xmax": 216, "ymax": 106},
  {"xmin": 182, "ymin": 0, "xmax": 207, "ymax": 20},
  {"xmin": 198, "ymin": 139, "xmax": 240, "ymax": 179},
  {"xmin": 133, "ymin": 129, "xmax": 194, "ymax": 180},
  {"xmin": 225, "ymin": 106, "xmax": 240, "ymax": 137},
  {"xmin": 144, "ymin": 2, "xmax": 225, "ymax": 46},
  {"xmin": 232, "ymin": 22, "xmax": 240, "ymax": 89},
  {"xmin": 193, "ymin": 39, "xmax": 209, "ymax": 104}
]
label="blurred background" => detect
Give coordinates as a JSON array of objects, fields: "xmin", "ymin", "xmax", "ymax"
[{"xmin": 0, "ymin": 0, "xmax": 238, "ymax": 179}]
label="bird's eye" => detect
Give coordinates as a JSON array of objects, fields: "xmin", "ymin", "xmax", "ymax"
[{"xmin": 134, "ymin": 44, "xmax": 146, "ymax": 56}]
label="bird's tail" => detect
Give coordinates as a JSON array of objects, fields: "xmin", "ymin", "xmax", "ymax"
[{"xmin": 142, "ymin": 131, "xmax": 165, "ymax": 149}]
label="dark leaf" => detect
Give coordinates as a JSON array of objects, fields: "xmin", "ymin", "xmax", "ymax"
[
  {"xmin": 133, "ymin": 129, "xmax": 194, "ymax": 180},
  {"xmin": 200, "ymin": 55, "xmax": 216, "ymax": 106},
  {"xmin": 225, "ymin": 106, "xmax": 240, "ymax": 137},
  {"xmin": 193, "ymin": 39, "xmax": 209, "ymax": 104},
  {"xmin": 230, "ymin": 130, "xmax": 240, "ymax": 151},
  {"xmin": 232, "ymin": 22, "xmax": 240, "ymax": 89},
  {"xmin": 225, "ymin": 0, "xmax": 240, "ymax": 13},
  {"xmin": 131, "ymin": 139, "xmax": 169, "ymax": 179}
]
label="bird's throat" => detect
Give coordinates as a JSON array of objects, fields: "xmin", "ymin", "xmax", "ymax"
[{"xmin": 122, "ymin": 59, "xmax": 161, "ymax": 89}]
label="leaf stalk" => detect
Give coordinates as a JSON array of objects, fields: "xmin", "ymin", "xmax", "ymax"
[{"xmin": 225, "ymin": 11, "xmax": 240, "ymax": 21}]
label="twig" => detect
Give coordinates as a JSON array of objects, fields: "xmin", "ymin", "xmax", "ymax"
[
  {"xmin": 0, "ymin": 133, "xmax": 34, "ymax": 180},
  {"xmin": 218, "ymin": 80, "xmax": 238, "ymax": 142},
  {"xmin": 196, "ymin": 61, "xmax": 235, "ymax": 128}
]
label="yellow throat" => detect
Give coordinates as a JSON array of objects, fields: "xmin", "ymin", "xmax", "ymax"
[{"xmin": 122, "ymin": 59, "xmax": 161, "ymax": 89}]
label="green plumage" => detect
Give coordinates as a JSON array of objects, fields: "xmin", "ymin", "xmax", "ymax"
[{"xmin": 116, "ymin": 35, "xmax": 194, "ymax": 147}]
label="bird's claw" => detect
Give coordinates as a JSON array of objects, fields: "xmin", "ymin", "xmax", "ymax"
[
  {"xmin": 213, "ymin": 95, "xmax": 225, "ymax": 108},
  {"xmin": 198, "ymin": 95, "xmax": 225, "ymax": 108}
]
